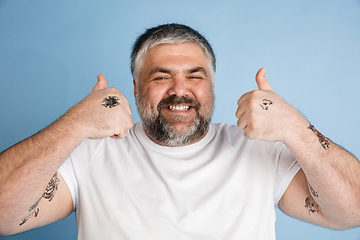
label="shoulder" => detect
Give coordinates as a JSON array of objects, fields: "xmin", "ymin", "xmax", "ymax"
[
  {"xmin": 211, "ymin": 122, "xmax": 290, "ymax": 161},
  {"xmin": 211, "ymin": 122, "xmax": 243, "ymax": 139},
  {"xmin": 211, "ymin": 122, "xmax": 260, "ymax": 147}
]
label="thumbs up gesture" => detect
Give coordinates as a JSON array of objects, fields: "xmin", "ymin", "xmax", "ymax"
[
  {"xmin": 236, "ymin": 68, "xmax": 305, "ymax": 142},
  {"xmin": 67, "ymin": 74, "xmax": 134, "ymax": 140},
  {"xmin": 255, "ymin": 68, "xmax": 273, "ymax": 92}
]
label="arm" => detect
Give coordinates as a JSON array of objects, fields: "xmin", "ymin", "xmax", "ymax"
[
  {"xmin": 278, "ymin": 120, "xmax": 360, "ymax": 229},
  {"xmin": 236, "ymin": 68, "xmax": 360, "ymax": 229},
  {"xmin": 0, "ymin": 113, "xmax": 82, "ymax": 235},
  {"xmin": 0, "ymin": 75, "xmax": 133, "ymax": 235}
]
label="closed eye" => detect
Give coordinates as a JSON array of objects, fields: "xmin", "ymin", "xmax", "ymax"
[
  {"xmin": 152, "ymin": 76, "xmax": 170, "ymax": 81},
  {"xmin": 186, "ymin": 75, "xmax": 204, "ymax": 81}
]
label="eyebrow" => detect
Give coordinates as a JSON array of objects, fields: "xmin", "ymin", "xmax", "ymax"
[
  {"xmin": 149, "ymin": 67, "xmax": 208, "ymax": 77},
  {"xmin": 187, "ymin": 67, "xmax": 208, "ymax": 76},
  {"xmin": 148, "ymin": 67, "xmax": 173, "ymax": 77}
]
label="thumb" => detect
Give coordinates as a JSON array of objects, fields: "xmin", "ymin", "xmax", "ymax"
[
  {"xmin": 92, "ymin": 74, "xmax": 108, "ymax": 92},
  {"xmin": 255, "ymin": 68, "xmax": 273, "ymax": 91}
]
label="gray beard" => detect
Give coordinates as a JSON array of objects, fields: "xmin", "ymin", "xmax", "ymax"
[{"xmin": 136, "ymin": 94, "xmax": 214, "ymax": 147}]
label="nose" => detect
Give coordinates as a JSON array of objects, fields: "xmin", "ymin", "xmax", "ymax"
[{"xmin": 167, "ymin": 77, "xmax": 188, "ymax": 97}]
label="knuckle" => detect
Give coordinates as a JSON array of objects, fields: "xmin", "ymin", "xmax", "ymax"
[
  {"xmin": 236, "ymin": 119, "xmax": 241, "ymax": 128},
  {"xmin": 107, "ymin": 87, "xmax": 116, "ymax": 92},
  {"xmin": 237, "ymin": 97, "xmax": 243, "ymax": 106},
  {"xmin": 247, "ymin": 109, "xmax": 257, "ymax": 120},
  {"xmin": 249, "ymin": 89, "xmax": 260, "ymax": 96},
  {"xmin": 129, "ymin": 120, "xmax": 134, "ymax": 128},
  {"xmin": 245, "ymin": 130, "xmax": 256, "ymax": 140},
  {"xmin": 243, "ymin": 131, "xmax": 251, "ymax": 140},
  {"xmin": 248, "ymin": 122, "xmax": 257, "ymax": 131},
  {"xmin": 247, "ymin": 98, "xmax": 258, "ymax": 108},
  {"xmin": 107, "ymin": 87, "xmax": 121, "ymax": 96},
  {"xmin": 120, "ymin": 129, "xmax": 130, "ymax": 138}
]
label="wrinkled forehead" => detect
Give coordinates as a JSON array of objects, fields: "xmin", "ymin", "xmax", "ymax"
[{"xmin": 138, "ymin": 42, "xmax": 215, "ymax": 81}]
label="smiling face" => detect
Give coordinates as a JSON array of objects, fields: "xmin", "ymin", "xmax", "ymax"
[{"xmin": 134, "ymin": 42, "xmax": 215, "ymax": 146}]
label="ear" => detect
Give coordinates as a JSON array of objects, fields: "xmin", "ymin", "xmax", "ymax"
[{"xmin": 133, "ymin": 79, "xmax": 137, "ymax": 98}]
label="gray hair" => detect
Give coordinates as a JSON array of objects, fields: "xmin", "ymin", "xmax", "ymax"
[{"xmin": 131, "ymin": 23, "xmax": 216, "ymax": 83}]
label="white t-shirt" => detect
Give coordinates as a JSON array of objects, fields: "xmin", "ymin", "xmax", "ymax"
[{"xmin": 59, "ymin": 122, "xmax": 300, "ymax": 240}]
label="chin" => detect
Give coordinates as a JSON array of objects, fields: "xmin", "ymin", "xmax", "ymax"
[{"xmin": 168, "ymin": 120, "xmax": 196, "ymax": 133}]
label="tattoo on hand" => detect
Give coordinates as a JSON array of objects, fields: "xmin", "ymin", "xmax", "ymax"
[
  {"xmin": 20, "ymin": 173, "xmax": 60, "ymax": 226},
  {"xmin": 102, "ymin": 96, "xmax": 120, "ymax": 108},
  {"xmin": 308, "ymin": 124, "xmax": 330, "ymax": 150},
  {"xmin": 260, "ymin": 99, "xmax": 273, "ymax": 110}
]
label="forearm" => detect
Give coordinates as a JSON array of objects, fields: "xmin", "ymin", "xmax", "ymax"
[
  {"xmin": 235, "ymin": 69, "xmax": 360, "ymax": 228},
  {"xmin": 0, "ymin": 75, "xmax": 133, "ymax": 234},
  {"xmin": 0, "ymin": 109, "xmax": 84, "ymax": 229},
  {"xmin": 283, "ymin": 120, "xmax": 360, "ymax": 229}
]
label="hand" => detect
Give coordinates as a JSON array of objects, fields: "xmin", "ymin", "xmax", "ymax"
[
  {"xmin": 68, "ymin": 74, "xmax": 134, "ymax": 140},
  {"xmin": 235, "ymin": 68, "xmax": 305, "ymax": 142}
]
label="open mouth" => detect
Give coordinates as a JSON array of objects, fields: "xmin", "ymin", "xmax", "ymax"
[
  {"xmin": 168, "ymin": 105, "xmax": 191, "ymax": 111},
  {"xmin": 157, "ymin": 95, "xmax": 199, "ymax": 114}
]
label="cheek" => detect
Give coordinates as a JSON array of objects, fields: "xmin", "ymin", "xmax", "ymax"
[
  {"xmin": 140, "ymin": 87, "xmax": 167, "ymax": 110},
  {"xmin": 194, "ymin": 86, "xmax": 215, "ymax": 116},
  {"xmin": 195, "ymin": 84, "xmax": 214, "ymax": 105}
]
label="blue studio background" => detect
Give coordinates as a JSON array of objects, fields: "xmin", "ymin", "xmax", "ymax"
[{"xmin": 1, "ymin": 0, "xmax": 360, "ymax": 239}]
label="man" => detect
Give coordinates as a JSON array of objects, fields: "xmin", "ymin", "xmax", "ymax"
[{"xmin": 0, "ymin": 23, "xmax": 359, "ymax": 239}]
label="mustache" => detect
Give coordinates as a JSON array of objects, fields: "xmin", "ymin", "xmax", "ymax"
[{"xmin": 157, "ymin": 95, "xmax": 200, "ymax": 113}]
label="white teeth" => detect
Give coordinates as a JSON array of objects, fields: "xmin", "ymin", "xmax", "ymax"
[{"xmin": 169, "ymin": 105, "xmax": 190, "ymax": 111}]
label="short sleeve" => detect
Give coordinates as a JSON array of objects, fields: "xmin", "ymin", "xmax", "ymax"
[
  {"xmin": 58, "ymin": 157, "xmax": 78, "ymax": 211},
  {"xmin": 273, "ymin": 144, "xmax": 301, "ymax": 207},
  {"xmin": 57, "ymin": 138, "xmax": 103, "ymax": 212}
]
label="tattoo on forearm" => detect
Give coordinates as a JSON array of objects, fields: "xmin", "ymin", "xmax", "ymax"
[
  {"xmin": 19, "ymin": 172, "xmax": 60, "ymax": 226},
  {"xmin": 305, "ymin": 183, "xmax": 322, "ymax": 215},
  {"xmin": 260, "ymin": 99, "xmax": 273, "ymax": 110},
  {"xmin": 102, "ymin": 96, "xmax": 120, "ymax": 108},
  {"xmin": 19, "ymin": 197, "xmax": 41, "ymax": 226},
  {"xmin": 305, "ymin": 196, "xmax": 319, "ymax": 215},
  {"xmin": 308, "ymin": 183, "xmax": 318, "ymax": 198},
  {"xmin": 308, "ymin": 124, "xmax": 330, "ymax": 150},
  {"xmin": 42, "ymin": 172, "xmax": 60, "ymax": 201},
  {"xmin": 308, "ymin": 182, "xmax": 322, "ymax": 209}
]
